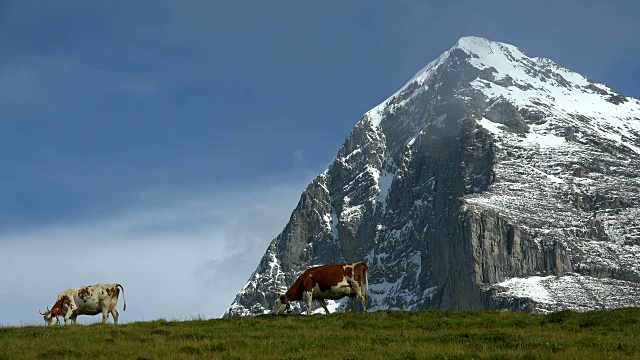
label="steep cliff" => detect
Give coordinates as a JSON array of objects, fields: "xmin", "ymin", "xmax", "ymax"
[{"xmin": 224, "ymin": 37, "xmax": 640, "ymax": 317}]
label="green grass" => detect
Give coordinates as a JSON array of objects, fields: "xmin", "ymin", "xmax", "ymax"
[{"xmin": 1, "ymin": 308, "xmax": 640, "ymax": 359}]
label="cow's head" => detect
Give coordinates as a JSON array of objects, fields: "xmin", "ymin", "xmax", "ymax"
[
  {"xmin": 272, "ymin": 293, "xmax": 291, "ymax": 315},
  {"xmin": 39, "ymin": 307, "xmax": 59, "ymax": 326}
]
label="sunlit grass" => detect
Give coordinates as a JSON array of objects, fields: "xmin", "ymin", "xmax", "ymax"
[{"xmin": 1, "ymin": 308, "xmax": 639, "ymax": 359}]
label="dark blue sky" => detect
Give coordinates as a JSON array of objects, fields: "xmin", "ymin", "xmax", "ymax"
[{"xmin": 1, "ymin": 1, "xmax": 639, "ymax": 324}]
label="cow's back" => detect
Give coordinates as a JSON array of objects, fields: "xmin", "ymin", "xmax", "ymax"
[
  {"xmin": 95, "ymin": 284, "xmax": 119, "ymax": 299},
  {"xmin": 57, "ymin": 289, "xmax": 77, "ymax": 302},
  {"xmin": 69, "ymin": 285, "xmax": 99, "ymax": 313},
  {"xmin": 304, "ymin": 265, "xmax": 347, "ymax": 292},
  {"xmin": 71, "ymin": 284, "xmax": 120, "ymax": 314}
]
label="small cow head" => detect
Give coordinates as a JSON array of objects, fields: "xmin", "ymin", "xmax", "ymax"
[
  {"xmin": 39, "ymin": 307, "xmax": 59, "ymax": 326},
  {"xmin": 40, "ymin": 296, "xmax": 67, "ymax": 326},
  {"xmin": 272, "ymin": 293, "xmax": 291, "ymax": 315}
]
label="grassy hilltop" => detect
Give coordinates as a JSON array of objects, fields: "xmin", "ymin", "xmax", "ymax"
[{"xmin": 1, "ymin": 308, "xmax": 639, "ymax": 359}]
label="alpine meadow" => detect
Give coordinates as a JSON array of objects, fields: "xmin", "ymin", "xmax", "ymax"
[{"xmin": 2, "ymin": 309, "xmax": 640, "ymax": 359}]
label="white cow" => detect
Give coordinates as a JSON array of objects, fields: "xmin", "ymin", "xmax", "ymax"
[{"xmin": 40, "ymin": 283, "xmax": 126, "ymax": 325}]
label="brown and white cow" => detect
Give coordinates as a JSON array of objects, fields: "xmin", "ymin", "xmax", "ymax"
[
  {"xmin": 39, "ymin": 283, "xmax": 126, "ymax": 325},
  {"xmin": 272, "ymin": 262, "xmax": 369, "ymax": 316}
]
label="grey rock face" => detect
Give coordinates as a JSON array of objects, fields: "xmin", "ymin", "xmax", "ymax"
[
  {"xmin": 224, "ymin": 36, "xmax": 640, "ymax": 317},
  {"xmin": 485, "ymin": 97, "xmax": 530, "ymax": 133}
]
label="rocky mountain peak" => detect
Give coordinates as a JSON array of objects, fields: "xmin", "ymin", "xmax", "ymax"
[{"xmin": 224, "ymin": 37, "xmax": 640, "ymax": 317}]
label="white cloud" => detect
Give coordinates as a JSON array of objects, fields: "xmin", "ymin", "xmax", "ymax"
[{"xmin": 0, "ymin": 175, "xmax": 310, "ymax": 326}]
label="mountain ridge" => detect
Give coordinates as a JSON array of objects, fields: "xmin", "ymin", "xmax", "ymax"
[{"xmin": 224, "ymin": 36, "xmax": 640, "ymax": 317}]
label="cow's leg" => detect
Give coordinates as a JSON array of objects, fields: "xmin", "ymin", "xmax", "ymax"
[
  {"xmin": 63, "ymin": 309, "xmax": 73, "ymax": 326},
  {"xmin": 71, "ymin": 316, "xmax": 77, "ymax": 325},
  {"xmin": 354, "ymin": 286, "xmax": 367, "ymax": 313},
  {"xmin": 348, "ymin": 278, "xmax": 366, "ymax": 313},
  {"xmin": 316, "ymin": 299, "xmax": 331, "ymax": 314},
  {"xmin": 348, "ymin": 296, "xmax": 356, "ymax": 313},
  {"xmin": 354, "ymin": 280, "xmax": 368, "ymax": 313},
  {"xmin": 358, "ymin": 293, "xmax": 367, "ymax": 313},
  {"xmin": 302, "ymin": 291, "xmax": 313, "ymax": 316},
  {"xmin": 111, "ymin": 308, "xmax": 119, "ymax": 325},
  {"xmin": 102, "ymin": 306, "xmax": 109, "ymax": 324}
]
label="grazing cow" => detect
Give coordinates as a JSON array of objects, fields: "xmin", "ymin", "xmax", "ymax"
[
  {"xmin": 272, "ymin": 262, "xmax": 369, "ymax": 316},
  {"xmin": 39, "ymin": 283, "xmax": 126, "ymax": 325}
]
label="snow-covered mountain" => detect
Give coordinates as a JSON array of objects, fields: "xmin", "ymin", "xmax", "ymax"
[{"xmin": 224, "ymin": 36, "xmax": 640, "ymax": 317}]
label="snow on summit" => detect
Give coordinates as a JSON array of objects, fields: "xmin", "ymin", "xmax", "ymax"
[
  {"xmin": 365, "ymin": 36, "xmax": 640, "ymax": 153},
  {"xmin": 454, "ymin": 36, "xmax": 528, "ymax": 62}
]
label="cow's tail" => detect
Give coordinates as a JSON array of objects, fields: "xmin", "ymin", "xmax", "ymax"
[{"xmin": 117, "ymin": 284, "xmax": 127, "ymax": 311}]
